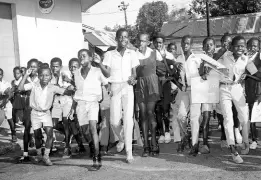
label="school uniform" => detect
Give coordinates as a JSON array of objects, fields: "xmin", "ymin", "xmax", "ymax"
[
  {"xmin": 51, "ymin": 71, "xmax": 73, "ymax": 121},
  {"xmin": 175, "ymin": 53, "xmax": 203, "ymax": 146},
  {"xmin": 218, "ymin": 52, "xmax": 249, "ymax": 146},
  {"xmin": 24, "ymin": 81, "xmax": 65, "ymax": 130},
  {"xmin": 73, "ymin": 66, "xmax": 107, "ymax": 126},
  {"xmin": 103, "ymin": 48, "xmax": 139, "ymax": 153},
  {"xmin": 11, "ymin": 77, "xmax": 24, "ymax": 123},
  {"xmin": 0, "ymin": 80, "xmax": 12, "ymax": 120},
  {"xmin": 99, "ymin": 85, "xmax": 118, "ymax": 146}
]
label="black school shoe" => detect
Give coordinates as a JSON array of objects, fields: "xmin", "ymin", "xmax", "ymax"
[
  {"xmin": 17, "ymin": 156, "xmax": 30, "ymax": 163},
  {"xmin": 189, "ymin": 144, "xmax": 199, "ymax": 157},
  {"xmin": 89, "ymin": 154, "xmax": 102, "ymax": 171}
]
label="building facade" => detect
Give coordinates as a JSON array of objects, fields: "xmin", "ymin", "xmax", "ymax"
[{"xmin": 0, "ymin": 0, "xmax": 100, "ymax": 81}]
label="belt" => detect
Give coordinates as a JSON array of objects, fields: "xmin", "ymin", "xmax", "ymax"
[
  {"xmin": 220, "ymin": 82, "xmax": 239, "ymax": 86},
  {"xmin": 32, "ymin": 108, "xmax": 49, "ymax": 113}
]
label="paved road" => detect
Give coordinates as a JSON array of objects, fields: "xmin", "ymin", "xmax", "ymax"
[
  {"xmin": 0, "ymin": 118, "xmax": 261, "ymax": 180},
  {"xmin": 0, "ymin": 132, "xmax": 260, "ymax": 180}
]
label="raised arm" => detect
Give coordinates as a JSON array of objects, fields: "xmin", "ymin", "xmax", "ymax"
[{"xmin": 18, "ymin": 69, "xmax": 32, "ymax": 91}]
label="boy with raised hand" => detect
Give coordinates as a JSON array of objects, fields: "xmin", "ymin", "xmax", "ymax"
[
  {"xmin": 218, "ymin": 35, "xmax": 249, "ymax": 164},
  {"xmin": 71, "ymin": 49, "xmax": 108, "ymax": 171},
  {"xmin": 18, "ymin": 66, "xmax": 74, "ymax": 166},
  {"xmin": 17, "ymin": 59, "xmax": 39, "ymax": 163}
]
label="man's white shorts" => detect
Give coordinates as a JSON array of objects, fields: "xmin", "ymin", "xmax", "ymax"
[
  {"xmin": 76, "ymin": 101, "xmax": 99, "ymax": 126},
  {"xmin": 31, "ymin": 109, "xmax": 53, "ymax": 130},
  {"xmin": 52, "ymin": 96, "xmax": 72, "ymax": 121}
]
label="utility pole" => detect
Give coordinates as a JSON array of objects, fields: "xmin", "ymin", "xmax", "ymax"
[
  {"xmin": 118, "ymin": 1, "xmax": 129, "ymax": 27},
  {"xmin": 206, "ymin": 0, "xmax": 210, "ymax": 37}
]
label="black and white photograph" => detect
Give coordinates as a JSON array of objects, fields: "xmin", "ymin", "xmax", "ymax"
[{"xmin": 0, "ymin": 0, "xmax": 260, "ymax": 179}]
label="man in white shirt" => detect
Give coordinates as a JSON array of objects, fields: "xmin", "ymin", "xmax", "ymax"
[
  {"xmin": 218, "ymin": 36, "xmax": 250, "ymax": 164},
  {"xmin": 102, "ymin": 28, "xmax": 139, "ymax": 163}
]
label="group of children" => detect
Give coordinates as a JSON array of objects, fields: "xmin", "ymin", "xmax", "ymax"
[{"xmin": 0, "ymin": 27, "xmax": 260, "ymax": 171}]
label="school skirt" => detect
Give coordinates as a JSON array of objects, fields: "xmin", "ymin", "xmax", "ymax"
[{"xmin": 135, "ymin": 74, "xmax": 160, "ymax": 104}]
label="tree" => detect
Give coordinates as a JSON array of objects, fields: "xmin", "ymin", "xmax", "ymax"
[
  {"xmin": 104, "ymin": 24, "xmax": 121, "ymax": 32},
  {"xmin": 188, "ymin": 0, "xmax": 261, "ymax": 18},
  {"xmin": 136, "ymin": 1, "xmax": 169, "ymax": 39},
  {"xmin": 169, "ymin": 8, "xmax": 198, "ymax": 21}
]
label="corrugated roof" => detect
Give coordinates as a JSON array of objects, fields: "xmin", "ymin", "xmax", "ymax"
[
  {"xmin": 161, "ymin": 13, "xmax": 261, "ymax": 38},
  {"xmin": 84, "ymin": 33, "xmax": 105, "ymax": 46}
]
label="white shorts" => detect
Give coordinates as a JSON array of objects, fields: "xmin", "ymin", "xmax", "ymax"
[
  {"xmin": 31, "ymin": 109, "xmax": 53, "ymax": 130},
  {"xmin": 201, "ymin": 103, "xmax": 213, "ymax": 112},
  {"xmin": 52, "ymin": 96, "xmax": 72, "ymax": 121},
  {"xmin": 76, "ymin": 101, "xmax": 99, "ymax": 126},
  {"xmin": 4, "ymin": 101, "xmax": 12, "ymax": 119}
]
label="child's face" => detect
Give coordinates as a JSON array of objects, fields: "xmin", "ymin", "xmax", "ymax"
[
  {"xmin": 154, "ymin": 38, "xmax": 164, "ymax": 51},
  {"xmin": 69, "ymin": 61, "xmax": 80, "ymax": 73},
  {"xmin": 168, "ymin": 45, "xmax": 177, "ymax": 55},
  {"xmin": 51, "ymin": 62, "xmax": 62, "ymax": 75},
  {"xmin": 232, "ymin": 39, "xmax": 246, "ymax": 57},
  {"xmin": 203, "ymin": 39, "xmax": 215, "ymax": 54},
  {"xmin": 39, "ymin": 69, "xmax": 52, "ymax": 85},
  {"xmin": 222, "ymin": 37, "xmax": 232, "ymax": 50},
  {"xmin": 0, "ymin": 70, "xmax": 3, "ymax": 81},
  {"xmin": 21, "ymin": 68, "xmax": 26, "ymax": 76},
  {"xmin": 14, "ymin": 69, "xmax": 22, "ymax": 80},
  {"xmin": 29, "ymin": 62, "xmax": 38, "ymax": 75},
  {"xmin": 181, "ymin": 38, "xmax": 192, "ymax": 53},
  {"xmin": 79, "ymin": 51, "xmax": 92, "ymax": 67},
  {"xmin": 248, "ymin": 40, "xmax": 260, "ymax": 53}
]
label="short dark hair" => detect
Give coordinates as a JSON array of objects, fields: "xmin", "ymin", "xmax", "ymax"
[
  {"xmin": 231, "ymin": 35, "xmax": 246, "ymax": 46},
  {"xmin": 202, "ymin": 37, "xmax": 216, "ymax": 47},
  {"xmin": 221, "ymin": 33, "xmax": 231, "ymax": 43},
  {"xmin": 38, "ymin": 67, "xmax": 52, "ymax": 75},
  {"xmin": 50, "ymin": 57, "xmax": 62, "ymax": 66},
  {"xmin": 77, "ymin": 49, "xmax": 93, "ymax": 59},
  {"xmin": 152, "ymin": 33, "xmax": 165, "ymax": 42},
  {"xmin": 27, "ymin": 59, "xmax": 39, "ymax": 69},
  {"xmin": 69, "ymin": 58, "xmax": 80, "ymax": 67},
  {"xmin": 40, "ymin": 63, "xmax": 49, "ymax": 68},
  {"xmin": 13, "ymin": 66, "xmax": 21, "ymax": 73},
  {"xmin": 182, "ymin": 35, "xmax": 193, "ymax": 44},
  {"xmin": 0, "ymin": 68, "xmax": 3, "ymax": 74},
  {"xmin": 247, "ymin": 37, "xmax": 260, "ymax": 48},
  {"xmin": 116, "ymin": 28, "xmax": 128, "ymax": 39},
  {"xmin": 167, "ymin": 42, "xmax": 177, "ymax": 51}
]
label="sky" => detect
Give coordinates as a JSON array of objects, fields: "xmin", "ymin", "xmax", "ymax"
[{"xmin": 82, "ymin": 0, "xmax": 192, "ymax": 30}]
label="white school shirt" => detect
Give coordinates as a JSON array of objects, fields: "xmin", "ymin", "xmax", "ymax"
[
  {"xmin": 0, "ymin": 80, "xmax": 11, "ymax": 95},
  {"xmin": 103, "ymin": 48, "xmax": 140, "ymax": 83},
  {"xmin": 176, "ymin": 53, "xmax": 202, "ymax": 86},
  {"xmin": 24, "ymin": 76, "xmax": 39, "ymax": 91},
  {"xmin": 73, "ymin": 66, "xmax": 108, "ymax": 102},
  {"xmin": 13, "ymin": 77, "xmax": 22, "ymax": 86},
  {"xmin": 136, "ymin": 47, "xmax": 153, "ymax": 59},
  {"xmin": 50, "ymin": 70, "xmax": 71, "ymax": 88},
  {"xmin": 217, "ymin": 51, "xmax": 248, "ymax": 83},
  {"xmin": 25, "ymin": 81, "xmax": 65, "ymax": 111},
  {"xmin": 156, "ymin": 48, "xmax": 175, "ymax": 61}
]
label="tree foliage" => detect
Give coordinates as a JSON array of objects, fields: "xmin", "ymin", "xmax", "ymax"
[
  {"xmin": 189, "ymin": 0, "xmax": 261, "ymax": 17},
  {"xmin": 136, "ymin": 1, "xmax": 169, "ymax": 39},
  {"xmin": 169, "ymin": 8, "xmax": 198, "ymax": 21}
]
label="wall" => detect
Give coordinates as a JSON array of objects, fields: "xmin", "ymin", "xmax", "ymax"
[
  {"xmin": 1, "ymin": 0, "xmax": 84, "ymax": 70},
  {"xmin": 0, "ymin": 3, "xmax": 16, "ymax": 81}
]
